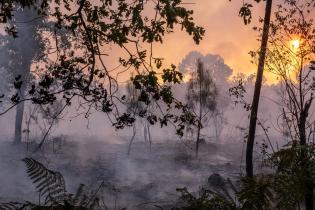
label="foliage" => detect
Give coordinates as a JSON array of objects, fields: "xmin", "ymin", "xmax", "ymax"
[
  {"xmin": 173, "ymin": 143, "xmax": 315, "ymax": 210},
  {"xmin": 0, "ymin": 0, "xmax": 205, "ymax": 140},
  {"xmin": 268, "ymin": 145, "xmax": 315, "ymax": 209},
  {"xmin": 8, "ymin": 158, "xmax": 102, "ymax": 209},
  {"xmin": 0, "ymin": 7, "xmax": 46, "ymax": 97},
  {"xmin": 68, "ymin": 183, "xmax": 102, "ymax": 209},
  {"xmin": 23, "ymin": 157, "xmax": 67, "ymax": 205},
  {"xmin": 125, "ymin": 80, "xmax": 154, "ymax": 154},
  {"xmin": 236, "ymin": 145, "xmax": 315, "ymax": 209},
  {"xmin": 0, "ymin": 6, "xmax": 56, "ymax": 144},
  {"xmin": 249, "ymin": 1, "xmax": 315, "ymax": 207},
  {"xmin": 0, "ymin": 202, "xmax": 35, "ymax": 210},
  {"xmin": 3, "ymin": 1, "xmax": 315, "ymax": 210},
  {"xmin": 186, "ymin": 59, "xmax": 217, "ymax": 155},
  {"xmin": 237, "ymin": 176, "xmax": 273, "ymax": 210},
  {"xmin": 125, "ymin": 81, "xmax": 146, "ymax": 116},
  {"xmin": 229, "ymin": 0, "xmax": 263, "ymax": 25},
  {"xmin": 173, "ymin": 175, "xmax": 239, "ymax": 210},
  {"xmin": 173, "ymin": 187, "xmax": 238, "ymax": 210},
  {"xmin": 186, "ymin": 60, "xmax": 217, "ymax": 120},
  {"xmin": 229, "ymin": 74, "xmax": 251, "ymax": 111},
  {"xmin": 262, "ymin": 0, "xmax": 315, "ymax": 147}
]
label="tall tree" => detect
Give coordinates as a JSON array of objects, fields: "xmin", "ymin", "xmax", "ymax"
[
  {"xmin": 0, "ymin": 7, "xmax": 45, "ymax": 144},
  {"xmin": 186, "ymin": 59, "xmax": 217, "ymax": 157},
  {"xmin": 245, "ymin": 0, "xmax": 273, "ymax": 177},
  {"xmin": 264, "ymin": 1, "xmax": 315, "ymax": 208},
  {"xmin": 125, "ymin": 81, "xmax": 154, "ymax": 155},
  {"xmin": 179, "ymin": 52, "xmax": 232, "ymax": 142}
]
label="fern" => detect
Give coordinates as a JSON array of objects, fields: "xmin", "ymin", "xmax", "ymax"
[
  {"xmin": 72, "ymin": 184, "xmax": 86, "ymax": 205},
  {"xmin": 22, "ymin": 158, "xmax": 67, "ymax": 205},
  {"xmin": 238, "ymin": 176, "xmax": 274, "ymax": 210},
  {"xmin": 0, "ymin": 201, "xmax": 34, "ymax": 210},
  {"xmin": 70, "ymin": 183, "xmax": 102, "ymax": 209},
  {"xmin": 173, "ymin": 187, "xmax": 238, "ymax": 210},
  {"xmin": 69, "ymin": 184, "xmax": 91, "ymax": 207},
  {"xmin": 1, "ymin": 158, "xmax": 102, "ymax": 209},
  {"xmin": 0, "ymin": 202, "xmax": 19, "ymax": 210}
]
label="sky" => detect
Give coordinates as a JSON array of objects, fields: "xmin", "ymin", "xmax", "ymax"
[
  {"xmin": 152, "ymin": 0, "xmax": 269, "ymax": 82},
  {"xmin": 0, "ymin": 0, "xmax": 279, "ymax": 84},
  {"xmin": 0, "ymin": 0, "xmax": 270, "ymax": 139}
]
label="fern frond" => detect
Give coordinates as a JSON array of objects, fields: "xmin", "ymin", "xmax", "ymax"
[
  {"xmin": 227, "ymin": 178, "xmax": 238, "ymax": 194},
  {"xmin": 22, "ymin": 158, "xmax": 67, "ymax": 205},
  {"xmin": 89, "ymin": 197, "xmax": 100, "ymax": 210},
  {"xmin": 79, "ymin": 194, "xmax": 89, "ymax": 207},
  {"xmin": 0, "ymin": 201, "xmax": 34, "ymax": 210},
  {"xmin": 72, "ymin": 184, "xmax": 86, "ymax": 206},
  {"xmin": 0, "ymin": 202, "xmax": 17, "ymax": 210}
]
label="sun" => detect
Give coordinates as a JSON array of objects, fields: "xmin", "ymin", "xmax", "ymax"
[{"xmin": 291, "ymin": 39, "xmax": 300, "ymax": 50}]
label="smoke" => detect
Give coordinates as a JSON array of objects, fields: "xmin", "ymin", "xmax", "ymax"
[
  {"xmin": 0, "ymin": 136, "xmax": 242, "ymax": 209},
  {"xmin": 0, "ymin": 50, "xmax": 313, "ymax": 209}
]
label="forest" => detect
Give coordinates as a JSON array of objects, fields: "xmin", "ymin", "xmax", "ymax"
[{"xmin": 0, "ymin": 0, "xmax": 315, "ymax": 209}]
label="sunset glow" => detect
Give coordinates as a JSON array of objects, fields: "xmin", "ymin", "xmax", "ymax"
[{"xmin": 291, "ymin": 39, "xmax": 300, "ymax": 50}]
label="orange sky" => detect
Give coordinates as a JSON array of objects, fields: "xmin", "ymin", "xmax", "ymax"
[
  {"xmin": 152, "ymin": 1, "xmax": 271, "ymax": 82},
  {"xmin": 0, "ymin": 1, "xmax": 279, "ymax": 84}
]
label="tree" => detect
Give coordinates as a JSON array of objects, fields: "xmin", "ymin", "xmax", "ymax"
[
  {"xmin": 125, "ymin": 81, "xmax": 155, "ymax": 155},
  {"xmin": 245, "ymin": 0, "xmax": 273, "ymax": 178},
  {"xmin": 0, "ymin": 7, "xmax": 45, "ymax": 144},
  {"xmin": 179, "ymin": 52, "xmax": 233, "ymax": 142},
  {"xmin": 186, "ymin": 59, "xmax": 217, "ymax": 157},
  {"xmin": 23, "ymin": 100, "xmax": 65, "ymax": 151},
  {"xmin": 0, "ymin": 0, "xmax": 204, "ymax": 147},
  {"xmin": 263, "ymin": 1, "xmax": 315, "ymax": 209}
]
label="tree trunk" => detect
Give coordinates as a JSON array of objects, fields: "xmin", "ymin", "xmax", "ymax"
[
  {"xmin": 14, "ymin": 84, "xmax": 27, "ymax": 144},
  {"xmin": 196, "ymin": 124, "xmax": 201, "ymax": 157},
  {"xmin": 214, "ymin": 114, "xmax": 220, "ymax": 142},
  {"xmin": 147, "ymin": 123, "xmax": 152, "ymax": 152},
  {"xmin": 14, "ymin": 101, "xmax": 25, "ymax": 144},
  {"xmin": 196, "ymin": 64, "xmax": 202, "ymax": 158},
  {"xmin": 143, "ymin": 121, "xmax": 152, "ymax": 152},
  {"xmin": 300, "ymin": 119, "xmax": 313, "ymax": 210},
  {"xmin": 246, "ymin": 0, "xmax": 273, "ymax": 177},
  {"xmin": 144, "ymin": 121, "xmax": 148, "ymax": 142},
  {"xmin": 127, "ymin": 124, "xmax": 137, "ymax": 155},
  {"xmin": 305, "ymin": 163, "xmax": 314, "ymax": 210},
  {"xmin": 300, "ymin": 106, "xmax": 313, "ymax": 210}
]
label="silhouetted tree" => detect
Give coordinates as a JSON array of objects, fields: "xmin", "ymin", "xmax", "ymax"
[
  {"xmin": 179, "ymin": 52, "xmax": 233, "ymax": 142},
  {"xmin": 246, "ymin": 0, "xmax": 273, "ymax": 178},
  {"xmin": 0, "ymin": 7, "xmax": 45, "ymax": 144},
  {"xmin": 125, "ymin": 81, "xmax": 148, "ymax": 155},
  {"xmin": 0, "ymin": 0, "xmax": 204, "ymax": 146},
  {"xmin": 263, "ymin": 1, "xmax": 315, "ymax": 208},
  {"xmin": 186, "ymin": 59, "xmax": 217, "ymax": 157},
  {"xmin": 125, "ymin": 77, "xmax": 158, "ymax": 155}
]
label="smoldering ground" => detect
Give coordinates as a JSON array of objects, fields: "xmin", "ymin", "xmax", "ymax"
[
  {"xmin": 0, "ymin": 52, "xmax": 306, "ymax": 209},
  {"xmin": 0, "ymin": 134, "xmax": 243, "ymax": 209}
]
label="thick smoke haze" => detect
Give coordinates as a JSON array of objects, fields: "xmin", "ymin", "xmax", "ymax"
[
  {"xmin": 1, "ymin": 0, "xmax": 315, "ymax": 209},
  {"xmin": 0, "ymin": 49, "xmax": 303, "ymax": 209}
]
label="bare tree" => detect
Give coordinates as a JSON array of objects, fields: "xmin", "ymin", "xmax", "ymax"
[
  {"xmin": 125, "ymin": 81, "xmax": 154, "ymax": 155},
  {"xmin": 179, "ymin": 52, "xmax": 233, "ymax": 142},
  {"xmin": 246, "ymin": 0, "xmax": 273, "ymax": 178},
  {"xmin": 186, "ymin": 59, "xmax": 218, "ymax": 157},
  {"xmin": 22, "ymin": 99, "xmax": 65, "ymax": 151},
  {"xmin": 0, "ymin": 7, "xmax": 45, "ymax": 144},
  {"xmin": 0, "ymin": 0, "xmax": 205, "ymax": 147},
  {"xmin": 264, "ymin": 1, "xmax": 315, "ymax": 208}
]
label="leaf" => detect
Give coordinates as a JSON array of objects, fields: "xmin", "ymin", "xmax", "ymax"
[{"xmin": 22, "ymin": 158, "xmax": 67, "ymax": 205}]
